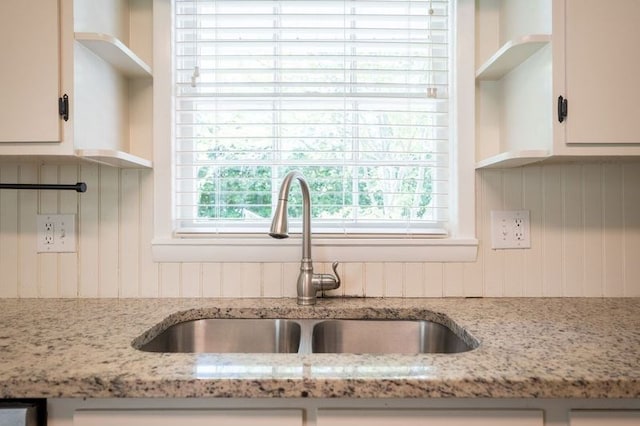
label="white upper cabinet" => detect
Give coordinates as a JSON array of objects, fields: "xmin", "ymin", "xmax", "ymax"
[
  {"xmin": 475, "ymin": 0, "xmax": 640, "ymax": 168},
  {"xmin": 0, "ymin": 0, "xmax": 153, "ymax": 168},
  {"xmin": 0, "ymin": 0, "xmax": 62, "ymax": 143},
  {"xmin": 563, "ymin": 0, "xmax": 640, "ymax": 144}
]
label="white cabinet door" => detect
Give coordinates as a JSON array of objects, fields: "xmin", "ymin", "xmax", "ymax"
[
  {"xmin": 0, "ymin": 0, "xmax": 62, "ymax": 142},
  {"xmin": 564, "ymin": 0, "xmax": 640, "ymax": 144},
  {"xmin": 571, "ymin": 410, "xmax": 640, "ymax": 426},
  {"xmin": 74, "ymin": 409, "xmax": 302, "ymax": 426},
  {"xmin": 317, "ymin": 409, "xmax": 543, "ymax": 426}
]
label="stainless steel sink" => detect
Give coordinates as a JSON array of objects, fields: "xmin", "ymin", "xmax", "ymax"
[
  {"xmin": 135, "ymin": 317, "xmax": 476, "ymax": 354},
  {"xmin": 311, "ymin": 320, "xmax": 473, "ymax": 354},
  {"xmin": 138, "ymin": 319, "xmax": 301, "ymax": 353}
]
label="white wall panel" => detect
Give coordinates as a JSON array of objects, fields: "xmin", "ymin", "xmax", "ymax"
[
  {"xmin": 443, "ymin": 263, "xmax": 464, "ymax": 297},
  {"xmin": 159, "ymin": 262, "xmax": 181, "ymax": 297},
  {"xmin": 39, "ymin": 165, "xmax": 59, "ymax": 298},
  {"xmin": 240, "ymin": 263, "xmax": 262, "ymax": 298},
  {"xmin": 364, "ymin": 262, "xmax": 384, "ymax": 297},
  {"xmin": 138, "ymin": 170, "xmax": 158, "ymax": 297},
  {"xmin": 282, "ymin": 263, "xmax": 299, "ymax": 298},
  {"xmin": 0, "ymin": 165, "xmax": 19, "ymax": 298},
  {"xmin": 120, "ymin": 169, "xmax": 141, "ymax": 298},
  {"xmin": 562, "ymin": 165, "xmax": 585, "ymax": 296},
  {"xmin": 462, "ymin": 262, "xmax": 483, "ymax": 297},
  {"xmin": 220, "ymin": 263, "xmax": 244, "ymax": 298},
  {"xmin": 623, "ymin": 164, "xmax": 640, "ymax": 296},
  {"xmin": 582, "ymin": 164, "xmax": 604, "ymax": 297},
  {"xmin": 1, "ymin": 162, "xmax": 640, "ymax": 298},
  {"xmin": 603, "ymin": 164, "xmax": 625, "ymax": 296},
  {"xmin": 384, "ymin": 263, "xmax": 403, "ymax": 297},
  {"xmin": 343, "ymin": 262, "xmax": 365, "ymax": 297},
  {"xmin": 221, "ymin": 263, "xmax": 261, "ymax": 298},
  {"xmin": 502, "ymin": 169, "xmax": 525, "ymax": 296},
  {"xmin": 261, "ymin": 263, "xmax": 282, "ymax": 298},
  {"xmin": 423, "ymin": 263, "xmax": 444, "ymax": 297},
  {"xmin": 522, "ymin": 166, "xmax": 543, "ymax": 296},
  {"xmin": 181, "ymin": 263, "xmax": 202, "ymax": 298},
  {"xmin": 18, "ymin": 164, "xmax": 38, "ymax": 298},
  {"xmin": 201, "ymin": 263, "xmax": 222, "ymax": 297},
  {"xmin": 482, "ymin": 170, "xmax": 504, "ymax": 296},
  {"xmin": 79, "ymin": 164, "xmax": 100, "ymax": 297},
  {"xmin": 542, "ymin": 165, "xmax": 563, "ymax": 296},
  {"xmin": 99, "ymin": 166, "xmax": 120, "ymax": 297},
  {"xmin": 462, "ymin": 174, "xmax": 484, "ymax": 298},
  {"xmin": 59, "ymin": 165, "xmax": 79, "ymax": 297},
  {"xmin": 404, "ymin": 263, "xmax": 424, "ymax": 297}
]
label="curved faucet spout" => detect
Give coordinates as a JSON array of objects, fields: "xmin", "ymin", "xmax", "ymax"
[
  {"xmin": 269, "ymin": 171, "xmax": 312, "ymax": 260},
  {"xmin": 269, "ymin": 171, "xmax": 340, "ymax": 305}
]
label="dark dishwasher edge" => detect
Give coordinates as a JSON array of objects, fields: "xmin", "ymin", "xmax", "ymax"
[{"xmin": 0, "ymin": 398, "xmax": 47, "ymax": 426}]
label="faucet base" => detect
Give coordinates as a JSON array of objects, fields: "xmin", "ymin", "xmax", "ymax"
[{"xmin": 297, "ymin": 296, "xmax": 317, "ymax": 306}]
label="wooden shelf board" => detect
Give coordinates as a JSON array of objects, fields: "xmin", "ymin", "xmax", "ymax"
[
  {"xmin": 75, "ymin": 32, "xmax": 152, "ymax": 78},
  {"xmin": 476, "ymin": 150, "xmax": 551, "ymax": 169},
  {"xmin": 75, "ymin": 149, "xmax": 152, "ymax": 169},
  {"xmin": 476, "ymin": 34, "xmax": 551, "ymax": 81}
]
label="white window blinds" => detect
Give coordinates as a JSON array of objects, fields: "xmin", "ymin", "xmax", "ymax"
[{"xmin": 174, "ymin": 0, "xmax": 451, "ymax": 234}]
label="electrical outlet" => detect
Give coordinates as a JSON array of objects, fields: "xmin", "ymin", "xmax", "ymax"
[
  {"xmin": 490, "ymin": 210, "xmax": 531, "ymax": 249},
  {"xmin": 37, "ymin": 214, "xmax": 77, "ymax": 253}
]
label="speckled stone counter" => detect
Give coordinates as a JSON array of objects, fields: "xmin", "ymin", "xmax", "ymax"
[{"xmin": 0, "ymin": 298, "xmax": 638, "ymax": 399}]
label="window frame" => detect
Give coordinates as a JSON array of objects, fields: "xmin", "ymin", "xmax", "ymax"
[{"xmin": 152, "ymin": 0, "xmax": 477, "ymax": 263}]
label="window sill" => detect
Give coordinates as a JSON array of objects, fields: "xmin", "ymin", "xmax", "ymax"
[{"xmin": 151, "ymin": 236, "xmax": 478, "ymax": 263}]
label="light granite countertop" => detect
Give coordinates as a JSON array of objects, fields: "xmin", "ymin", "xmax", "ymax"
[{"xmin": 0, "ymin": 297, "xmax": 638, "ymax": 399}]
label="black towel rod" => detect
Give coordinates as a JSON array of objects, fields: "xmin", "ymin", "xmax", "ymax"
[{"xmin": 0, "ymin": 182, "xmax": 87, "ymax": 193}]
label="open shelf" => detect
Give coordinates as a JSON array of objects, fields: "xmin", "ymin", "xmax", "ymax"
[
  {"xmin": 75, "ymin": 32, "xmax": 152, "ymax": 78},
  {"xmin": 476, "ymin": 34, "xmax": 551, "ymax": 81},
  {"xmin": 75, "ymin": 149, "xmax": 152, "ymax": 169},
  {"xmin": 476, "ymin": 150, "xmax": 551, "ymax": 169}
]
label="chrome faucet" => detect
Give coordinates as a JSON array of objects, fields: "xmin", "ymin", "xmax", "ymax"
[{"xmin": 269, "ymin": 171, "xmax": 341, "ymax": 305}]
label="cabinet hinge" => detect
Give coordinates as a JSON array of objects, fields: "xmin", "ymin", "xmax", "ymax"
[
  {"xmin": 558, "ymin": 95, "xmax": 568, "ymax": 123},
  {"xmin": 58, "ymin": 94, "xmax": 69, "ymax": 121}
]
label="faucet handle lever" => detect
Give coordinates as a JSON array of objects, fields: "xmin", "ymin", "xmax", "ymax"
[
  {"xmin": 331, "ymin": 261, "xmax": 341, "ymax": 285},
  {"xmin": 312, "ymin": 261, "xmax": 341, "ymax": 292}
]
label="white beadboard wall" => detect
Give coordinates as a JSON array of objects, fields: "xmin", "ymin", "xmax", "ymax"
[{"xmin": 0, "ymin": 162, "xmax": 639, "ymax": 298}]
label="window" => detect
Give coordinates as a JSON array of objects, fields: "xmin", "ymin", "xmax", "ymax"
[{"xmin": 153, "ymin": 0, "xmax": 477, "ymax": 262}]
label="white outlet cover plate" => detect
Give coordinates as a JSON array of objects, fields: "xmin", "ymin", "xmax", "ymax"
[
  {"xmin": 490, "ymin": 210, "xmax": 531, "ymax": 249},
  {"xmin": 37, "ymin": 214, "xmax": 77, "ymax": 253}
]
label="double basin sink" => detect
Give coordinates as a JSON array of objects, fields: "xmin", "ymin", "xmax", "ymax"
[{"xmin": 136, "ymin": 318, "xmax": 476, "ymax": 355}]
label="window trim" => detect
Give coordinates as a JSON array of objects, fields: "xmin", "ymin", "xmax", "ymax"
[{"xmin": 152, "ymin": 0, "xmax": 477, "ymax": 263}]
